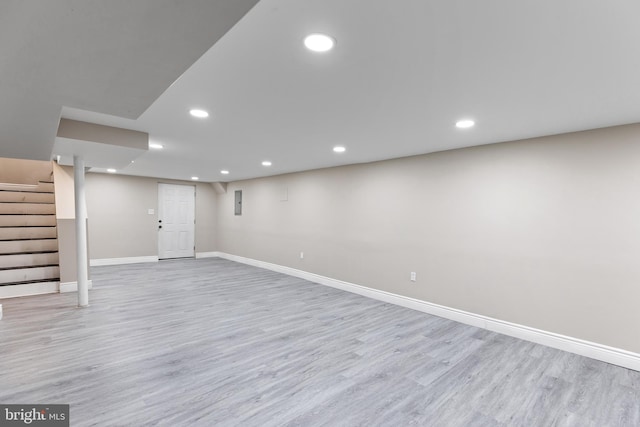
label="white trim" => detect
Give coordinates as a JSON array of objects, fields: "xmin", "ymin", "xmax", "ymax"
[
  {"xmin": 0, "ymin": 281, "xmax": 59, "ymax": 299},
  {"xmin": 195, "ymin": 252, "xmax": 219, "ymax": 259},
  {"xmin": 90, "ymin": 256, "xmax": 159, "ymax": 266},
  {"xmin": 213, "ymin": 252, "xmax": 640, "ymax": 372},
  {"xmin": 59, "ymin": 280, "xmax": 93, "ymax": 293}
]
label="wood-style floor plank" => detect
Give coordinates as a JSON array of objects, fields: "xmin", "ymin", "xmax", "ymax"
[{"xmin": 1, "ymin": 258, "xmax": 639, "ymax": 426}]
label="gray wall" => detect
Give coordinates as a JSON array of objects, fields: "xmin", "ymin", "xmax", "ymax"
[
  {"xmin": 216, "ymin": 123, "xmax": 640, "ymax": 354},
  {"xmin": 85, "ymin": 173, "xmax": 216, "ymax": 259}
]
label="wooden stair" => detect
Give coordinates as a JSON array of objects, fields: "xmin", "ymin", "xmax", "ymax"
[{"xmin": 0, "ymin": 180, "xmax": 59, "ymax": 298}]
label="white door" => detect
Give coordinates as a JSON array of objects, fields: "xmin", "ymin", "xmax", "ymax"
[{"xmin": 158, "ymin": 183, "xmax": 195, "ymax": 259}]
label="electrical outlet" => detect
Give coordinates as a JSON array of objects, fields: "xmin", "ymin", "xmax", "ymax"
[
  {"xmin": 300, "ymin": 252, "xmax": 304, "ymax": 259},
  {"xmin": 410, "ymin": 272, "xmax": 416, "ymax": 282}
]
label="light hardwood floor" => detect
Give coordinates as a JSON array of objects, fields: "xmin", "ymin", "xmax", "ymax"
[{"xmin": 1, "ymin": 258, "xmax": 639, "ymax": 426}]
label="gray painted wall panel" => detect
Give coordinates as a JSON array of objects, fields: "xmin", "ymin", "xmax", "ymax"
[
  {"xmin": 216, "ymin": 123, "xmax": 640, "ymax": 354},
  {"xmin": 85, "ymin": 174, "xmax": 216, "ymax": 259}
]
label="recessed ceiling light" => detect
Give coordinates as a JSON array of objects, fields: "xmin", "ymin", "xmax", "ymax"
[
  {"xmin": 333, "ymin": 146, "xmax": 346, "ymax": 153},
  {"xmin": 455, "ymin": 119, "xmax": 475, "ymax": 129},
  {"xmin": 191, "ymin": 176, "xmax": 199, "ymax": 181},
  {"xmin": 107, "ymin": 168, "xmax": 116, "ymax": 173},
  {"xmin": 262, "ymin": 161, "xmax": 272, "ymax": 167},
  {"xmin": 304, "ymin": 33, "xmax": 336, "ymax": 52},
  {"xmin": 220, "ymin": 170, "xmax": 230, "ymax": 175},
  {"xmin": 190, "ymin": 109, "xmax": 209, "ymax": 118},
  {"xmin": 149, "ymin": 142, "xmax": 164, "ymax": 149}
]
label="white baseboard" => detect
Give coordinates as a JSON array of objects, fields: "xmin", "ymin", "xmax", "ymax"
[
  {"xmin": 59, "ymin": 280, "xmax": 93, "ymax": 293},
  {"xmin": 213, "ymin": 251, "xmax": 640, "ymax": 372},
  {"xmin": 0, "ymin": 281, "xmax": 59, "ymax": 299},
  {"xmin": 90, "ymin": 256, "xmax": 159, "ymax": 267},
  {"xmin": 195, "ymin": 252, "xmax": 218, "ymax": 259}
]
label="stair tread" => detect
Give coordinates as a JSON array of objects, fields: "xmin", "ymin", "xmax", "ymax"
[
  {"xmin": 0, "ymin": 225, "xmax": 57, "ymax": 228},
  {"xmin": 0, "ymin": 263, "xmax": 59, "ymax": 271},
  {"xmin": 0, "ymin": 216, "xmax": 57, "ymax": 226},
  {"xmin": 0, "ymin": 201, "xmax": 55, "ymax": 204},
  {"xmin": 0, "ymin": 213, "xmax": 55, "ymax": 216},
  {"xmin": 0, "ymin": 229, "xmax": 57, "ymax": 233},
  {"xmin": 0, "ymin": 189, "xmax": 54, "ymax": 194},
  {"xmin": 0, "ymin": 251, "xmax": 59, "ymax": 255},
  {"xmin": 0, "ymin": 278, "xmax": 60, "ymax": 287},
  {"xmin": 0, "ymin": 241, "xmax": 58, "ymax": 242},
  {"xmin": 0, "ymin": 239, "xmax": 58, "ymax": 243}
]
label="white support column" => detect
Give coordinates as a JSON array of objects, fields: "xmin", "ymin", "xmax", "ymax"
[{"xmin": 73, "ymin": 155, "xmax": 89, "ymax": 307}]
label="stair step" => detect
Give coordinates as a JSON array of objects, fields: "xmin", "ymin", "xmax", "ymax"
[
  {"xmin": 0, "ymin": 265, "xmax": 60, "ymax": 285},
  {"xmin": 0, "ymin": 182, "xmax": 54, "ymax": 193},
  {"xmin": 0, "ymin": 183, "xmax": 39, "ymax": 192},
  {"xmin": 0, "ymin": 278, "xmax": 61, "ymax": 286},
  {"xmin": 0, "ymin": 281, "xmax": 59, "ymax": 299},
  {"xmin": 0, "ymin": 252, "xmax": 59, "ymax": 269},
  {"xmin": 0, "ymin": 214, "xmax": 56, "ymax": 227},
  {"xmin": 0, "ymin": 239, "xmax": 58, "ymax": 254},
  {"xmin": 0, "ymin": 227, "xmax": 57, "ymax": 240},
  {"xmin": 0, "ymin": 191, "xmax": 55, "ymax": 203},
  {"xmin": 0, "ymin": 202, "xmax": 56, "ymax": 215}
]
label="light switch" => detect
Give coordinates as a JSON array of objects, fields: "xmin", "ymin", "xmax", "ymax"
[{"xmin": 148, "ymin": 209, "xmax": 155, "ymax": 215}]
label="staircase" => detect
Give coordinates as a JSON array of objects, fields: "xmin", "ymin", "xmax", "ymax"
[{"xmin": 0, "ymin": 180, "xmax": 60, "ymax": 298}]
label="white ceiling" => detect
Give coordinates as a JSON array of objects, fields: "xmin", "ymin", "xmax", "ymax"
[
  {"xmin": 4, "ymin": 0, "xmax": 640, "ymax": 182},
  {"xmin": 0, "ymin": 0, "xmax": 259, "ymax": 161}
]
